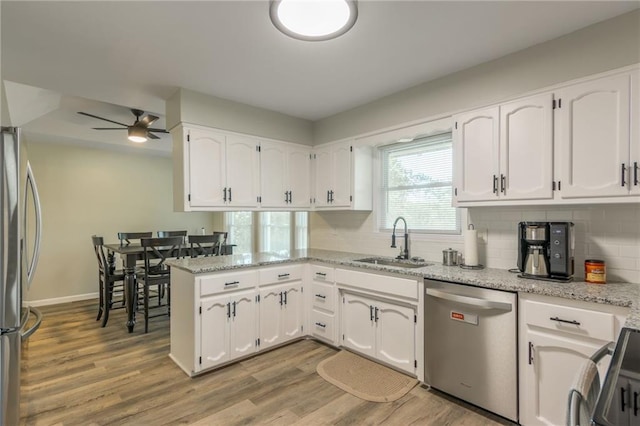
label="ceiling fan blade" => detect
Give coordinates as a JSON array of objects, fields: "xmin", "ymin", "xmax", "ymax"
[
  {"xmin": 92, "ymin": 127, "xmax": 126, "ymax": 130},
  {"xmin": 77, "ymin": 111, "xmax": 128, "ymax": 127},
  {"xmin": 147, "ymin": 132, "xmax": 160, "ymax": 140},
  {"xmin": 147, "ymin": 127, "xmax": 169, "ymax": 133},
  {"xmin": 139, "ymin": 114, "xmax": 159, "ymax": 127}
]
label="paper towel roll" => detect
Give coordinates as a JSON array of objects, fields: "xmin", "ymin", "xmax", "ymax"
[{"xmin": 464, "ymin": 229, "xmax": 479, "ymax": 266}]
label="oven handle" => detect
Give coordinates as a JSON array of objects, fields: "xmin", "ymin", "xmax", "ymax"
[{"xmin": 426, "ymin": 288, "xmax": 513, "ymax": 311}]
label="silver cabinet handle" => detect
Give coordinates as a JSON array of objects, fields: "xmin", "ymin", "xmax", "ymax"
[
  {"xmin": 277, "ymin": 273, "xmax": 290, "ymax": 278},
  {"xmin": 426, "ymin": 288, "xmax": 513, "ymax": 311},
  {"xmin": 315, "ymin": 322, "xmax": 326, "ymax": 328},
  {"xmin": 315, "ymin": 294, "xmax": 326, "ymax": 299},
  {"xmin": 622, "ymin": 163, "xmax": 627, "ymax": 187},
  {"xmin": 315, "ymin": 272, "xmax": 327, "ymax": 277},
  {"xmin": 492, "ymin": 175, "xmax": 498, "ymax": 194},
  {"xmin": 634, "ymin": 161, "xmax": 638, "ymax": 186},
  {"xmin": 25, "ymin": 161, "xmax": 42, "ymax": 288},
  {"xmin": 225, "ymin": 281, "xmax": 240, "ymax": 286}
]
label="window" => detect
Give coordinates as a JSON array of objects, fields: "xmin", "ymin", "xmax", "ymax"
[
  {"xmin": 226, "ymin": 211, "xmax": 253, "ymax": 254},
  {"xmin": 379, "ymin": 133, "xmax": 460, "ymax": 234},
  {"xmin": 225, "ymin": 211, "xmax": 308, "ymax": 254}
]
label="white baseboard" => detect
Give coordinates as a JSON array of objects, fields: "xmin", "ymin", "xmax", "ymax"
[{"xmin": 25, "ymin": 292, "xmax": 98, "ymax": 307}]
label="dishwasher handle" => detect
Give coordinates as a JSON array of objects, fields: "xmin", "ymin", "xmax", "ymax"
[{"xmin": 426, "ymin": 288, "xmax": 513, "ymax": 311}]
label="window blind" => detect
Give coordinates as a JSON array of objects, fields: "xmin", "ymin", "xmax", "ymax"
[{"xmin": 379, "ymin": 133, "xmax": 460, "ymax": 234}]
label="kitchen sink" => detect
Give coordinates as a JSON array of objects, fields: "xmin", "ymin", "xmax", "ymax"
[{"xmin": 354, "ymin": 257, "xmax": 431, "ymax": 269}]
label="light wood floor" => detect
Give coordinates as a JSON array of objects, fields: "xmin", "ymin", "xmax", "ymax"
[{"xmin": 20, "ymin": 300, "xmax": 515, "ymax": 425}]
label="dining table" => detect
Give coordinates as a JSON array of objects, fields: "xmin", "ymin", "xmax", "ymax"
[{"xmin": 104, "ymin": 242, "xmax": 234, "ymax": 332}]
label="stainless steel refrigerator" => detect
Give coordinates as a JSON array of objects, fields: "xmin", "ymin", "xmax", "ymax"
[{"xmin": 1, "ymin": 127, "xmax": 43, "ymax": 426}]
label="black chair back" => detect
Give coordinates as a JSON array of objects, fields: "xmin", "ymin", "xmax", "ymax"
[
  {"xmin": 118, "ymin": 231, "xmax": 152, "ymax": 246},
  {"xmin": 141, "ymin": 236, "xmax": 185, "ymax": 275},
  {"xmin": 189, "ymin": 232, "xmax": 227, "ymax": 258},
  {"xmin": 157, "ymin": 230, "xmax": 187, "ymax": 244}
]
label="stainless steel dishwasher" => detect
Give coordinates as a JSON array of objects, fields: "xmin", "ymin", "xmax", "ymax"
[{"xmin": 424, "ymin": 279, "xmax": 518, "ymax": 422}]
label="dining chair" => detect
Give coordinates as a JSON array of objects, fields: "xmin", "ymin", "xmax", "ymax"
[
  {"xmin": 117, "ymin": 231, "xmax": 153, "ymax": 246},
  {"xmin": 92, "ymin": 235, "xmax": 126, "ymax": 327},
  {"xmin": 188, "ymin": 232, "xmax": 228, "ymax": 257},
  {"xmin": 138, "ymin": 236, "xmax": 184, "ymax": 333},
  {"xmin": 157, "ymin": 230, "xmax": 188, "ymax": 244}
]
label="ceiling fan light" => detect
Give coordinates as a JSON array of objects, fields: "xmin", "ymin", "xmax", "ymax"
[
  {"xmin": 270, "ymin": 0, "xmax": 357, "ymax": 41},
  {"xmin": 128, "ymin": 126, "xmax": 147, "ymax": 143}
]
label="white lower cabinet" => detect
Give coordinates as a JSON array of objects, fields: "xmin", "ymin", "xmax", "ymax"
[
  {"xmin": 259, "ymin": 282, "xmax": 302, "ymax": 350},
  {"xmin": 609, "ymin": 373, "xmax": 640, "ymax": 426},
  {"xmin": 310, "ymin": 264, "xmax": 337, "ymax": 345},
  {"xmin": 200, "ymin": 289, "xmax": 256, "ymax": 370},
  {"xmin": 341, "ymin": 292, "xmax": 417, "ymax": 374},
  {"xmin": 519, "ymin": 294, "xmax": 629, "ymax": 426}
]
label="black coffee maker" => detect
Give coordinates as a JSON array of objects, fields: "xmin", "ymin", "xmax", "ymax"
[{"xmin": 517, "ymin": 222, "xmax": 574, "ymax": 282}]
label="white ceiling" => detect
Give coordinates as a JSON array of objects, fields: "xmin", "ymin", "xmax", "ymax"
[{"xmin": 2, "ymin": 1, "xmax": 639, "ymax": 152}]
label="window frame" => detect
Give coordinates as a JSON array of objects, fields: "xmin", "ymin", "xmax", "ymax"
[
  {"xmin": 224, "ymin": 211, "xmax": 308, "ymax": 254},
  {"xmin": 377, "ymin": 132, "xmax": 461, "ymax": 236}
]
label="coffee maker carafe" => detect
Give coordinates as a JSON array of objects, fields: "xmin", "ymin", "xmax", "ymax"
[{"xmin": 517, "ymin": 222, "xmax": 574, "ymax": 282}]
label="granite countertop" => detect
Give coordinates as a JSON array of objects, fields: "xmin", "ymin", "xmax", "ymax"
[{"xmin": 167, "ymin": 248, "xmax": 640, "ymax": 330}]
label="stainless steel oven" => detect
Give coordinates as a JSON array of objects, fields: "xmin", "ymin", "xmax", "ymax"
[{"xmin": 424, "ymin": 279, "xmax": 518, "ymax": 422}]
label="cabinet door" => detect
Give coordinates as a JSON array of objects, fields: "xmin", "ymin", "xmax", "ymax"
[
  {"xmin": 631, "ymin": 71, "xmax": 640, "ymax": 195},
  {"xmin": 331, "ymin": 144, "xmax": 352, "ymax": 207},
  {"xmin": 288, "ymin": 146, "xmax": 311, "ymax": 208},
  {"xmin": 188, "ymin": 128, "xmax": 227, "ymax": 207},
  {"xmin": 260, "ymin": 142, "xmax": 288, "ymax": 208},
  {"xmin": 558, "ymin": 73, "xmax": 631, "ymax": 198},
  {"xmin": 454, "ymin": 107, "xmax": 500, "ymax": 202},
  {"xmin": 282, "ymin": 283, "xmax": 302, "ymax": 341},
  {"xmin": 229, "ymin": 290, "xmax": 257, "ymax": 360},
  {"xmin": 520, "ymin": 330, "xmax": 609, "ymax": 426},
  {"xmin": 500, "ymin": 93, "xmax": 554, "ymax": 200},
  {"xmin": 313, "ymin": 146, "xmax": 332, "ymax": 207},
  {"xmin": 341, "ymin": 293, "xmax": 375, "ymax": 357},
  {"xmin": 226, "ymin": 134, "xmax": 259, "ymax": 207},
  {"xmin": 200, "ymin": 295, "xmax": 230, "ymax": 370},
  {"xmin": 630, "ymin": 377, "xmax": 640, "ymax": 426},
  {"xmin": 259, "ymin": 286, "xmax": 283, "ymax": 350},
  {"xmin": 375, "ymin": 300, "xmax": 416, "ymax": 374}
]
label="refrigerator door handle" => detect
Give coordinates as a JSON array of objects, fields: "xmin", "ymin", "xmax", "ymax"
[
  {"xmin": 20, "ymin": 306, "xmax": 42, "ymax": 341},
  {"xmin": 25, "ymin": 161, "xmax": 42, "ymax": 288}
]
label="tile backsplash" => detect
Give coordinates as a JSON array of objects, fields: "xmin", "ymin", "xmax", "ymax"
[{"xmin": 309, "ymin": 204, "xmax": 640, "ymax": 284}]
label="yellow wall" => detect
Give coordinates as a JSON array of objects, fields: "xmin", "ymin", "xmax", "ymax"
[{"xmin": 25, "ymin": 140, "xmax": 222, "ymax": 304}]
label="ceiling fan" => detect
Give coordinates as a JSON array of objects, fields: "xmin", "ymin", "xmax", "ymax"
[{"xmin": 77, "ymin": 108, "xmax": 169, "ymax": 143}]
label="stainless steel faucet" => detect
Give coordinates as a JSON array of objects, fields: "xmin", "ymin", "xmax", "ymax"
[{"xmin": 390, "ymin": 216, "xmax": 409, "ymax": 260}]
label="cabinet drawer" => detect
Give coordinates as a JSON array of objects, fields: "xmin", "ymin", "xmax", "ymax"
[
  {"xmin": 311, "ymin": 282, "xmax": 335, "ymax": 312},
  {"xmin": 311, "ymin": 309, "xmax": 335, "ymax": 343},
  {"xmin": 523, "ymin": 299, "xmax": 616, "ymax": 341},
  {"xmin": 259, "ymin": 264, "xmax": 304, "ymax": 285},
  {"xmin": 199, "ymin": 270, "xmax": 257, "ymax": 296},
  {"xmin": 310, "ymin": 265, "xmax": 334, "ymax": 282},
  {"xmin": 335, "ymin": 268, "xmax": 419, "ymax": 300}
]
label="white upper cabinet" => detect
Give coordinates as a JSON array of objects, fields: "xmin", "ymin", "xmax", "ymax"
[
  {"xmin": 630, "ymin": 70, "xmax": 640, "ymax": 195},
  {"xmin": 454, "ymin": 66, "xmax": 639, "ymax": 206},
  {"xmin": 312, "ymin": 142, "xmax": 372, "ymax": 210},
  {"xmin": 226, "ymin": 134, "xmax": 260, "ymax": 208},
  {"xmin": 500, "ymin": 93, "xmax": 554, "ymax": 200},
  {"xmin": 186, "ymin": 127, "xmax": 227, "ymax": 207},
  {"xmin": 454, "ymin": 93, "xmax": 553, "ymax": 204},
  {"xmin": 557, "ymin": 73, "xmax": 631, "ymax": 198},
  {"xmin": 260, "ymin": 140, "xmax": 311, "ymax": 209},
  {"xmin": 172, "ymin": 125, "xmax": 259, "ymax": 211},
  {"xmin": 454, "ymin": 106, "xmax": 500, "ymax": 202}
]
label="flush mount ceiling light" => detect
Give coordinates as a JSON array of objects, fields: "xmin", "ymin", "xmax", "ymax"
[
  {"xmin": 270, "ymin": 0, "xmax": 358, "ymax": 41},
  {"xmin": 127, "ymin": 126, "xmax": 147, "ymax": 143}
]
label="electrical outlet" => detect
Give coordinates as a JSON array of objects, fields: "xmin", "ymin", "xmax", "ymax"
[{"xmin": 477, "ymin": 229, "xmax": 488, "ymax": 244}]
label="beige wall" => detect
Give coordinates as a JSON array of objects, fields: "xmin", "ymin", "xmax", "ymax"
[
  {"xmin": 314, "ymin": 9, "xmax": 640, "ymax": 143},
  {"xmin": 166, "ymin": 88, "xmax": 314, "ymax": 145},
  {"xmin": 25, "ymin": 140, "xmax": 222, "ymax": 304}
]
